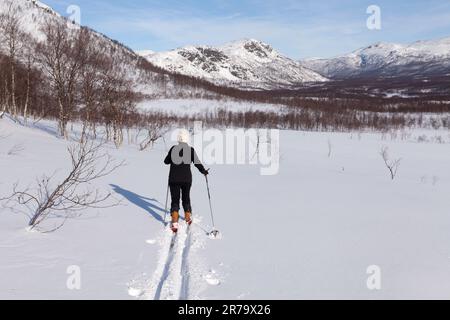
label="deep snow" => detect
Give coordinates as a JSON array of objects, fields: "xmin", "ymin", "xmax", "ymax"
[
  {"xmin": 137, "ymin": 99, "xmax": 286, "ymax": 116},
  {"xmin": 1, "ymin": 117, "xmax": 450, "ymax": 299}
]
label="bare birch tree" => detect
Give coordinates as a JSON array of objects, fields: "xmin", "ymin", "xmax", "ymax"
[
  {"xmin": 138, "ymin": 119, "xmax": 169, "ymax": 151},
  {"xmin": 1, "ymin": 139, "xmax": 123, "ymax": 232},
  {"xmin": 98, "ymin": 54, "xmax": 137, "ymax": 148},
  {"xmin": 79, "ymin": 41, "xmax": 108, "ymax": 141},
  {"xmin": 35, "ymin": 18, "xmax": 90, "ymax": 138},
  {"xmin": 0, "ymin": 1, "xmax": 24, "ymax": 120}
]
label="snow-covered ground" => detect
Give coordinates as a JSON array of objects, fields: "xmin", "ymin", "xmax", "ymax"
[
  {"xmin": 137, "ymin": 99, "xmax": 285, "ymax": 116},
  {"xmin": 1, "ymin": 116, "xmax": 450, "ymax": 299}
]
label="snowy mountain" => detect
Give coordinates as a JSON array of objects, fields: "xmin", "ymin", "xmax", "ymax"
[
  {"xmin": 0, "ymin": 0, "xmax": 59, "ymax": 41},
  {"xmin": 139, "ymin": 39, "xmax": 328, "ymax": 89},
  {"xmin": 29, "ymin": 0, "xmax": 57, "ymax": 14},
  {"xmin": 302, "ymin": 37, "xmax": 450, "ymax": 79},
  {"xmin": 136, "ymin": 50, "xmax": 155, "ymax": 59},
  {"xmin": 0, "ymin": 0, "xmax": 229, "ymax": 100}
]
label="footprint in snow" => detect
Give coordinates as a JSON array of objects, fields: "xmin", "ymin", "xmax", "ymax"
[
  {"xmin": 204, "ymin": 271, "xmax": 221, "ymax": 286},
  {"xmin": 237, "ymin": 292, "xmax": 250, "ymax": 299},
  {"xmin": 128, "ymin": 287, "xmax": 144, "ymax": 297}
]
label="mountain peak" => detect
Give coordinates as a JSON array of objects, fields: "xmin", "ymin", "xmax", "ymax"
[
  {"xmin": 136, "ymin": 50, "xmax": 155, "ymax": 58},
  {"xmin": 229, "ymin": 38, "xmax": 271, "ymax": 47},
  {"xmin": 302, "ymin": 36, "xmax": 450, "ymax": 79},
  {"xmin": 144, "ymin": 39, "xmax": 327, "ymax": 89},
  {"xmin": 221, "ymin": 39, "xmax": 276, "ymax": 58}
]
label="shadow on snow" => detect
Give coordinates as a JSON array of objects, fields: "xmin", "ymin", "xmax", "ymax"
[{"xmin": 110, "ymin": 184, "xmax": 166, "ymax": 225}]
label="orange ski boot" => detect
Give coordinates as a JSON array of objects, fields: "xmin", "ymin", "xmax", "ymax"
[
  {"xmin": 185, "ymin": 211, "xmax": 193, "ymax": 226},
  {"xmin": 170, "ymin": 211, "xmax": 179, "ymax": 233}
]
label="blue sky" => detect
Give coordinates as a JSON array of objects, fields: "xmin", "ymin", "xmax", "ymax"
[{"xmin": 44, "ymin": 0, "xmax": 450, "ymax": 59}]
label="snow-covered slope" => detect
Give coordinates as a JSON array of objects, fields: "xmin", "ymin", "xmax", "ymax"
[
  {"xmin": 136, "ymin": 50, "xmax": 155, "ymax": 59},
  {"xmin": 0, "ymin": 0, "xmax": 60, "ymax": 41},
  {"xmin": 0, "ymin": 0, "xmax": 227, "ymax": 99},
  {"xmin": 140, "ymin": 39, "xmax": 328, "ymax": 89},
  {"xmin": 303, "ymin": 37, "xmax": 450, "ymax": 79},
  {"xmin": 1, "ymin": 116, "xmax": 450, "ymax": 299}
]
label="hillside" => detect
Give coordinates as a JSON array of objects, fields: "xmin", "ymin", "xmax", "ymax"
[
  {"xmin": 302, "ymin": 37, "xmax": 450, "ymax": 79},
  {"xmin": 140, "ymin": 39, "xmax": 328, "ymax": 90},
  {"xmin": 0, "ymin": 0, "xmax": 228, "ymax": 100}
]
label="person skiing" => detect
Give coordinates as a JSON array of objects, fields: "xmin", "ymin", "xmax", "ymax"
[{"xmin": 164, "ymin": 129, "xmax": 209, "ymax": 233}]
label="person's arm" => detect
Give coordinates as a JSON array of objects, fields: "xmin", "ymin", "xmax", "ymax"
[
  {"xmin": 192, "ymin": 148, "xmax": 208, "ymax": 175},
  {"xmin": 164, "ymin": 147, "xmax": 174, "ymax": 165}
]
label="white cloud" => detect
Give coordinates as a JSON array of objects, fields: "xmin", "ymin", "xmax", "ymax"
[{"xmin": 89, "ymin": 1, "xmax": 450, "ymax": 59}]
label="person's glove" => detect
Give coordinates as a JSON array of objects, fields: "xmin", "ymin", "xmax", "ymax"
[{"xmin": 203, "ymin": 168, "xmax": 210, "ymax": 176}]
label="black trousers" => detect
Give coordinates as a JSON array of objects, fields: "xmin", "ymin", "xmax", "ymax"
[{"xmin": 169, "ymin": 182, "xmax": 192, "ymax": 213}]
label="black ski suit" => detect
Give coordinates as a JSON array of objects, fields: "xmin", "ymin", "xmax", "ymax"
[{"xmin": 164, "ymin": 143, "xmax": 208, "ymax": 213}]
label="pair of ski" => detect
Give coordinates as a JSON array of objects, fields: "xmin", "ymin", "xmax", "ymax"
[{"xmin": 167, "ymin": 220, "xmax": 219, "ymax": 249}]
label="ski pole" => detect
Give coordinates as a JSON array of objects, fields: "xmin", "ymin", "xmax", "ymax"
[
  {"xmin": 163, "ymin": 183, "xmax": 169, "ymax": 226},
  {"xmin": 205, "ymin": 174, "xmax": 219, "ymax": 237}
]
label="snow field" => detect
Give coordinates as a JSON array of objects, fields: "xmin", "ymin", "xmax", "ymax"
[{"xmin": 1, "ymin": 116, "xmax": 450, "ymax": 299}]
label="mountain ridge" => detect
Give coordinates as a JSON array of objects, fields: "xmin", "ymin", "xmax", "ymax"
[
  {"xmin": 139, "ymin": 39, "xmax": 328, "ymax": 90},
  {"xmin": 0, "ymin": 0, "xmax": 233, "ymax": 100},
  {"xmin": 301, "ymin": 37, "xmax": 450, "ymax": 79}
]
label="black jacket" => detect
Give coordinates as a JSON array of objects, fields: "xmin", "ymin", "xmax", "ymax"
[{"xmin": 164, "ymin": 143, "xmax": 207, "ymax": 183}]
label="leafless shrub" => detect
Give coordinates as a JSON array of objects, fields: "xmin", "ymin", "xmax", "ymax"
[
  {"xmin": 400, "ymin": 131, "xmax": 411, "ymax": 141},
  {"xmin": 430, "ymin": 118, "xmax": 441, "ymax": 130},
  {"xmin": 380, "ymin": 146, "xmax": 401, "ymax": 180},
  {"xmin": 138, "ymin": 121, "xmax": 169, "ymax": 151},
  {"xmin": 250, "ymin": 129, "xmax": 262, "ymax": 161},
  {"xmin": 327, "ymin": 139, "xmax": 332, "ymax": 158},
  {"xmin": 390, "ymin": 131, "xmax": 398, "ymax": 140},
  {"xmin": 420, "ymin": 175, "xmax": 439, "ymax": 186},
  {"xmin": 1, "ymin": 139, "xmax": 123, "ymax": 232},
  {"xmin": 432, "ymin": 135, "xmax": 444, "ymax": 144},
  {"xmin": 417, "ymin": 135, "xmax": 428, "ymax": 143},
  {"xmin": 432, "ymin": 176, "xmax": 439, "ymax": 186},
  {"xmin": 7, "ymin": 143, "xmax": 24, "ymax": 156}
]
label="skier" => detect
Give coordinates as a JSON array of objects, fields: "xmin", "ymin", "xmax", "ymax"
[{"xmin": 164, "ymin": 129, "xmax": 209, "ymax": 233}]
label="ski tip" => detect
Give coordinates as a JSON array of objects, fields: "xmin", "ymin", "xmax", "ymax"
[{"xmin": 170, "ymin": 222, "xmax": 179, "ymax": 234}]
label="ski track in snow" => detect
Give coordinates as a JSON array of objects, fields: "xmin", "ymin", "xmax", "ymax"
[
  {"xmin": 180, "ymin": 228, "xmax": 193, "ymax": 299},
  {"xmin": 127, "ymin": 216, "xmax": 212, "ymax": 300},
  {"xmin": 145, "ymin": 225, "xmax": 193, "ymax": 300}
]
